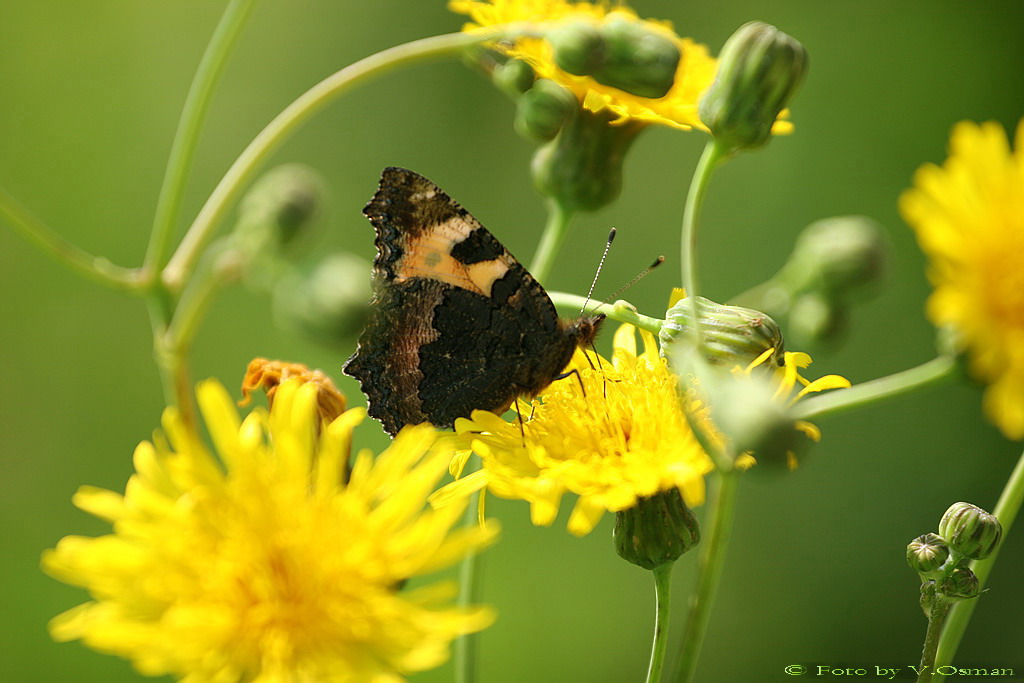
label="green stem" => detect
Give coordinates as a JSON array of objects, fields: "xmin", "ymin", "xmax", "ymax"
[
  {"xmin": 918, "ymin": 599, "xmax": 952, "ymax": 683},
  {"xmin": 672, "ymin": 470, "xmax": 740, "ymax": 683},
  {"xmin": 530, "ymin": 200, "xmax": 574, "ymax": 283},
  {"xmin": 679, "ymin": 140, "xmax": 727, "ymax": 348},
  {"xmin": 162, "ymin": 28, "xmax": 520, "ymax": 292},
  {"xmin": 645, "ymin": 563, "xmax": 674, "ymax": 683},
  {"xmin": 455, "ymin": 489, "xmax": 484, "ymax": 683},
  {"xmin": 794, "ymin": 355, "xmax": 957, "ymax": 421},
  {"xmin": 933, "ymin": 446, "xmax": 1024, "ymax": 680},
  {"xmin": 0, "ymin": 184, "xmax": 141, "ymax": 291},
  {"xmin": 548, "ymin": 291, "xmax": 662, "ymax": 334},
  {"xmin": 144, "ymin": 0, "xmax": 258, "ymax": 278}
]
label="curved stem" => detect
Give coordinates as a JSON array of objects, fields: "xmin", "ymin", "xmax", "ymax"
[
  {"xmin": 530, "ymin": 200, "xmax": 574, "ymax": 283},
  {"xmin": 645, "ymin": 563, "xmax": 674, "ymax": 683},
  {"xmin": 918, "ymin": 599, "xmax": 952, "ymax": 683},
  {"xmin": 548, "ymin": 291, "xmax": 662, "ymax": 334},
  {"xmin": 933, "ymin": 446, "xmax": 1024, "ymax": 680},
  {"xmin": 794, "ymin": 356, "xmax": 956, "ymax": 421},
  {"xmin": 162, "ymin": 28, "xmax": 519, "ymax": 292},
  {"xmin": 144, "ymin": 0, "xmax": 258, "ymax": 278},
  {"xmin": 679, "ymin": 140, "xmax": 727, "ymax": 348},
  {"xmin": 455, "ymin": 489, "xmax": 484, "ymax": 683},
  {"xmin": 0, "ymin": 184, "xmax": 141, "ymax": 291},
  {"xmin": 672, "ymin": 469, "xmax": 739, "ymax": 683}
]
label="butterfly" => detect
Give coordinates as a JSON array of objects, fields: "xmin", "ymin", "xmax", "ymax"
[{"xmin": 344, "ymin": 167, "xmax": 605, "ymax": 436}]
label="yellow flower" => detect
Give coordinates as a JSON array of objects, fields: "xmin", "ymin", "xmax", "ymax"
[
  {"xmin": 901, "ymin": 118, "xmax": 1024, "ymax": 439},
  {"xmin": 42, "ymin": 379, "xmax": 498, "ymax": 682},
  {"xmin": 451, "ymin": 0, "xmax": 793, "ymax": 134},
  {"xmin": 439, "ymin": 324, "xmax": 715, "ymax": 536}
]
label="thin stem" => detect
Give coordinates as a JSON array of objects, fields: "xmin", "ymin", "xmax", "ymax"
[
  {"xmin": 455, "ymin": 489, "xmax": 484, "ymax": 683},
  {"xmin": 0, "ymin": 184, "xmax": 141, "ymax": 291},
  {"xmin": 145, "ymin": 0, "xmax": 258, "ymax": 278},
  {"xmin": 548, "ymin": 291, "xmax": 662, "ymax": 334},
  {"xmin": 934, "ymin": 446, "xmax": 1024, "ymax": 679},
  {"xmin": 162, "ymin": 28, "xmax": 517, "ymax": 292},
  {"xmin": 794, "ymin": 356, "xmax": 957, "ymax": 421},
  {"xmin": 672, "ymin": 470, "xmax": 740, "ymax": 683},
  {"xmin": 530, "ymin": 200, "xmax": 574, "ymax": 283},
  {"xmin": 918, "ymin": 599, "xmax": 952, "ymax": 683},
  {"xmin": 679, "ymin": 140, "xmax": 727, "ymax": 348},
  {"xmin": 645, "ymin": 563, "xmax": 674, "ymax": 683}
]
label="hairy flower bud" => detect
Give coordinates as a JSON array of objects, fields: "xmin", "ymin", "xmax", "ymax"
[
  {"xmin": 699, "ymin": 21, "xmax": 807, "ymax": 153},
  {"xmin": 515, "ymin": 79, "xmax": 578, "ymax": 141},
  {"xmin": 939, "ymin": 566, "xmax": 981, "ymax": 600},
  {"xmin": 237, "ymin": 163, "xmax": 324, "ymax": 250},
  {"xmin": 531, "ymin": 109, "xmax": 643, "ymax": 212},
  {"xmin": 493, "ymin": 58, "xmax": 535, "ymax": 98},
  {"xmin": 549, "ymin": 20, "xmax": 606, "ymax": 77},
  {"xmin": 592, "ymin": 16, "xmax": 679, "ymax": 99},
  {"xmin": 660, "ymin": 296, "xmax": 785, "ymax": 371},
  {"xmin": 907, "ymin": 533, "xmax": 950, "ymax": 574},
  {"xmin": 613, "ymin": 488, "xmax": 700, "ymax": 570},
  {"xmin": 938, "ymin": 502, "xmax": 1002, "ymax": 561},
  {"xmin": 782, "ymin": 216, "xmax": 888, "ymax": 298}
]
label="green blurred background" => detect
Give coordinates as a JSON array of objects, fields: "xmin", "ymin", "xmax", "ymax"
[{"xmin": 3, "ymin": 1, "xmax": 1023, "ymax": 681}]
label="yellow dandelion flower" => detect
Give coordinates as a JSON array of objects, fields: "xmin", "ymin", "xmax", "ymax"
[
  {"xmin": 901, "ymin": 118, "xmax": 1024, "ymax": 439},
  {"xmin": 451, "ymin": 0, "xmax": 793, "ymax": 133},
  {"xmin": 42, "ymin": 378, "xmax": 498, "ymax": 682},
  {"xmin": 439, "ymin": 323, "xmax": 715, "ymax": 537}
]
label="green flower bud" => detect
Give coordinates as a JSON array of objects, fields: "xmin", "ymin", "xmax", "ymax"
[
  {"xmin": 907, "ymin": 533, "xmax": 950, "ymax": 574},
  {"xmin": 272, "ymin": 253, "xmax": 372, "ymax": 346},
  {"xmin": 549, "ymin": 20, "xmax": 605, "ymax": 77},
  {"xmin": 919, "ymin": 580, "xmax": 938, "ymax": 616},
  {"xmin": 786, "ymin": 293, "xmax": 845, "ymax": 348},
  {"xmin": 938, "ymin": 502, "xmax": 1003, "ymax": 561},
  {"xmin": 782, "ymin": 216, "xmax": 888, "ymax": 299},
  {"xmin": 613, "ymin": 488, "xmax": 700, "ymax": 570},
  {"xmin": 593, "ymin": 16, "xmax": 680, "ymax": 98},
  {"xmin": 237, "ymin": 163, "xmax": 324, "ymax": 251},
  {"xmin": 531, "ymin": 109, "xmax": 643, "ymax": 212},
  {"xmin": 939, "ymin": 566, "xmax": 981, "ymax": 601},
  {"xmin": 660, "ymin": 296, "xmax": 785, "ymax": 371},
  {"xmin": 493, "ymin": 58, "xmax": 535, "ymax": 99},
  {"xmin": 515, "ymin": 79, "xmax": 578, "ymax": 142},
  {"xmin": 699, "ymin": 21, "xmax": 808, "ymax": 153}
]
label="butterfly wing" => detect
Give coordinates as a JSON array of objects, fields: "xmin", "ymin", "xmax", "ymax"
[{"xmin": 344, "ymin": 167, "xmax": 575, "ymax": 435}]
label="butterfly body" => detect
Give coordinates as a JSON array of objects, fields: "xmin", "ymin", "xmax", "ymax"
[{"xmin": 344, "ymin": 167, "xmax": 603, "ymax": 436}]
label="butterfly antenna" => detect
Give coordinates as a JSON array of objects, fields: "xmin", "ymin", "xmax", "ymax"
[
  {"xmin": 598, "ymin": 255, "xmax": 665, "ymax": 308},
  {"xmin": 580, "ymin": 228, "xmax": 617, "ymax": 315}
]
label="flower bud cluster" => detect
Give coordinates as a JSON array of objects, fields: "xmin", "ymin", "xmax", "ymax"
[{"xmin": 907, "ymin": 502, "xmax": 1002, "ymax": 607}]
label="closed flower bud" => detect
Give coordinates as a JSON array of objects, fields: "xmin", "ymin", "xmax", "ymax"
[
  {"xmin": 593, "ymin": 16, "xmax": 680, "ymax": 99},
  {"xmin": 237, "ymin": 163, "xmax": 324, "ymax": 251},
  {"xmin": 531, "ymin": 109, "xmax": 643, "ymax": 212},
  {"xmin": 939, "ymin": 566, "xmax": 981, "ymax": 600},
  {"xmin": 907, "ymin": 533, "xmax": 950, "ymax": 574},
  {"xmin": 515, "ymin": 79, "xmax": 578, "ymax": 141},
  {"xmin": 699, "ymin": 21, "xmax": 808, "ymax": 153},
  {"xmin": 786, "ymin": 293, "xmax": 844, "ymax": 347},
  {"xmin": 613, "ymin": 488, "xmax": 700, "ymax": 570},
  {"xmin": 660, "ymin": 296, "xmax": 784, "ymax": 371},
  {"xmin": 272, "ymin": 253, "xmax": 372, "ymax": 346},
  {"xmin": 781, "ymin": 216, "xmax": 888, "ymax": 299},
  {"xmin": 549, "ymin": 20, "xmax": 605, "ymax": 77},
  {"xmin": 938, "ymin": 502, "xmax": 1002, "ymax": 561},
  {"xmin": 493, "ymin": 58, "xmax": 535, "ymax": 98}
]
